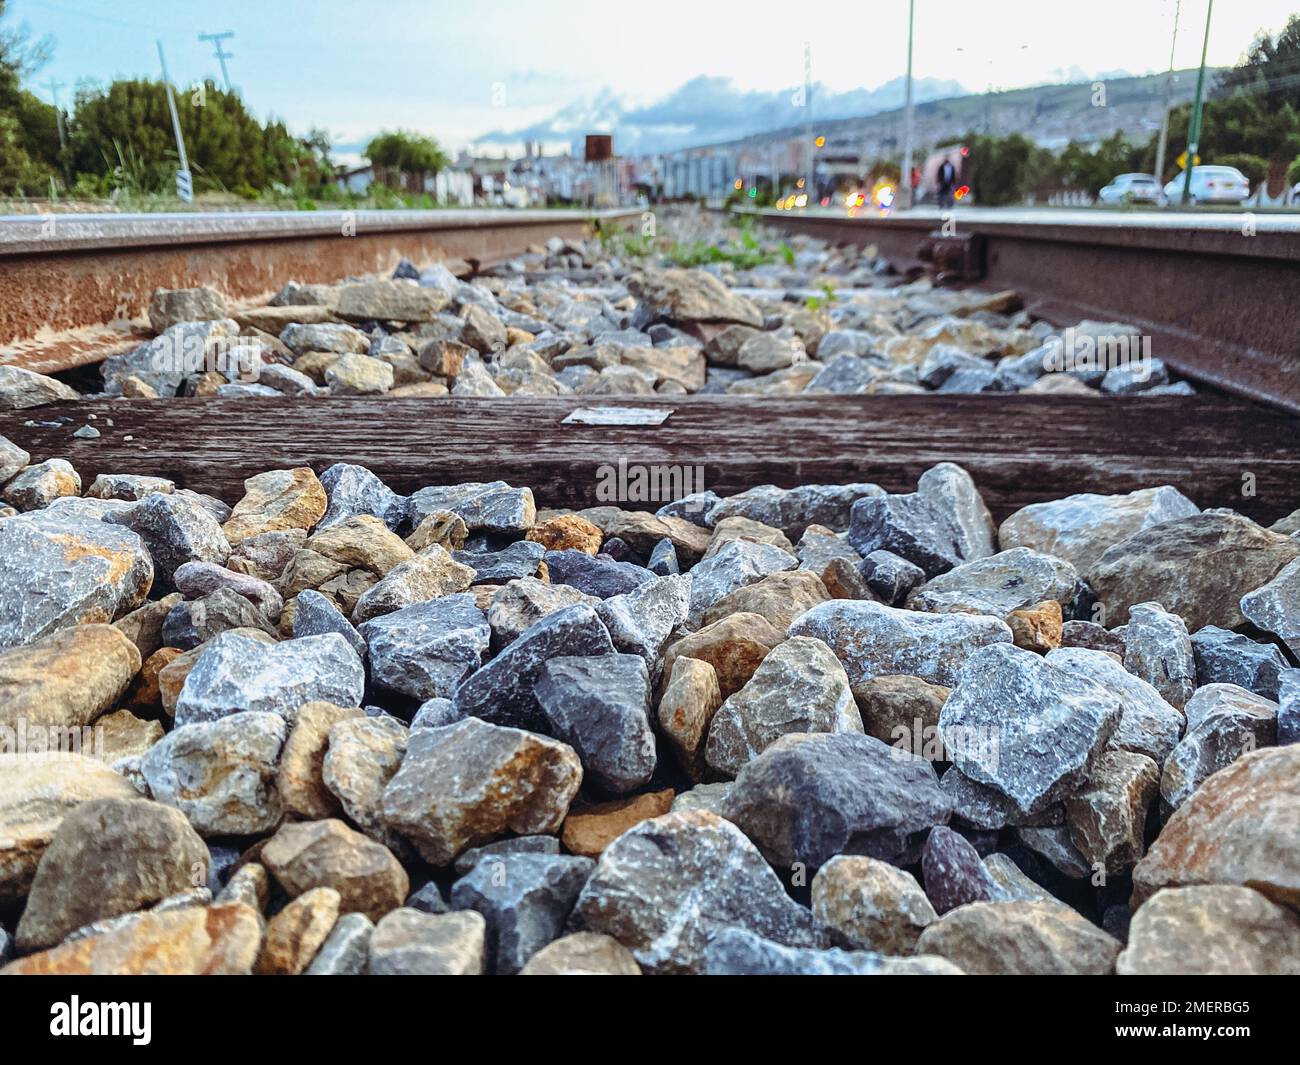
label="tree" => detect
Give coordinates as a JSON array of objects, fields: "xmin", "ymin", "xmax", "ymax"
[
  {"xmin": 365, "ymin": 130, "xmax": 449, "ymax": 177},
  {"xmin": 1215, "ymin": 14, "xmax": 1300, "ymax": 114},
  {"xmin": 0, "ymin": 0, "xmax": 57, "ymax": 192}
]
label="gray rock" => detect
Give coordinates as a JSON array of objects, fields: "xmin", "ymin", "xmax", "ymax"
[
  {"xmin": 795, "ymin": 524, "xmax": 862, "ymax": 574},
  {"xmin": 1123, "ymin": 602, "xmax": 1197, "ymax": 709},
  {"xmin": 360, "ymin": 594, "xmax": 489, "ymax": 703},
  {"xmin": 626, "ymin": 268, "xmax": 764, "ymax": 329},
  {"xmin": 1191, "ymin": 625, "xmax": 1288, "ymax": 701},
  {"xmin": 721, "ymin": 732, "xmax": 950, "ymax": 869},
  {"xmin": 788, "ymin": 599, "xmax": 1011, "ymax": 687},
  {"xmin": 1240, "ymin": 557, "xmax": 1300, "ymax": 658},
  {"xmin": 939, "ymin": 643, "xmax": 1122, "ymax": 816},
  {"xmin": 1161, "ymin": 684, "xmax": 1278, "ymax": 811},
  {"xmin": 571, "ymin": 809, "xmax": 821, "ymax": 974},
  {"xmin": 409, "ymin": 697, "xmax": 462, "ymax": 730},
  {"xmin": 305, "ymin": 912, "xmax": 373, "ymax": 975},
  {"xmin": 452, "ymin": 602, "xmax": 615, "ymax": 731},
  {"xmin": 1061, "ymin": 620, "xmax": 1126, "ymax": 655},
  {"xmin": 280, "ymin": 322, "xmax": 369, "ymax": 357},
  {"xmin": 535, "ymin": 654, "xmax": 655, "ymax": 794},
  {"xmin": 1065, "ymin": 748, "xmax": 1161, "ymax": 873},
  {"xmin": 1282, "ymin": 669, "xmax": 1299, "ymax": 746},
  {"xmin": 705, "ymin": 636, "xmax": 862, "ymax": 778},
  {"xmin": 0, "ymin": 434, "xmax": 30, "ymax": 482},
  {"xmin": 293, "ymin": 588, "xmax": 367, "ymax": 661},
  {"xmin": 105, "ymin": 491, "xmax": 230, "ymax": 589},
  {"xmin": 452, "ymin": 540, "xmax": 545, "ymax": 583},
  {"xmin": 452, "ymin": 835, "xmax": 563, "ymax": 877},
  {"xmin": 449, "ymin": 852, "xmax": 594, "ymax": 974},
  {"xmin": 407, "ymin": 481, "xmax": 535, "ymax": 534},
  {"xmin": 485, "ymin": 577, "xmax": 597, "ymax": 649},
  {"xmin": 1045, "ymin": 646, "xmax": 1184, "ymax": 763},
  {"xmin": 0, "ymin": 511, "xmax": 153, "ymax": 651},
  {"xmin": 906, "ymin": 547, "xmax": 1077, "ymax": 616},
  {"xmin": 920, "ymin": 825, "xmax": 1006, "ymax": 914},
  {"xmin": 0, "ymin": 365, "xmax": 80, "ymax": 408},
  {"xmin": 707, "ymin": 482, "xmax": 883, "ymax": 539},
  {"xmin": 596, "ymin": 574, "xmax": 691, "ymax": 675},
  {"xmin": 916, "ymin": 900, "xmax": 1121, "ymax": 975},
  {"xmin": 917, "ymin": 462, "xmax": 997, "ymax": 560},
  {"xmin": 544, "ymin": 549, "xmax": 655, "ymax": 599},
  {"xmin": 174, "ymin": 631, "xmax": 365, "ymax": 727},
  {"xmin": 687, "ymin": 538, "xmax": 796, "ymax": 622},
  {"xmin": 703, "ymin": 927, "xmax": 962, "ymax": 975},
  {"xmin": 656, "ymin": 490, "xmax": 722, "ymax": 527},
  {"xmin": 141, "ymin": 711, "xmax": 287, "ymax": 836},
  {"xmin": 102, "ymin": 319, "xmax": 240, "ymax": 395},
  {"xmin": 1000, "ymin": 485, "xmax": 1198, "ymax": 572},
  {"xmin": 1014, "ymin": 824, "xmax": 1092, "ymax": 878},
  {"xmin": 173, "ymin": 560, "xmax": 283, "ymax": 616},
  {"xmin": 847, "ymin": 493, "xmax": 963, "ymax": 577},
  {"xmin": 368, "ymin": 908, "xmax": 486, "ymax": 975},
  {"xmin": 859, "ymin": 549, "xmax": 926, "ymax": 605},
  {"xmin": 805, "ymin": 353, "xmax": 879, "ymax": 393},
  {"xmin": 405, "ymin": 882, "xmax": 449, "ymax": 914},
  {"xmin": 646, "ymin": 537, "xmax": 680, "ymax": 575},
  {"xmin": 162, "ymin": 588, "xmax": 277, "ymax": 649},
  {"xmin": 86, "ymin": 473, "xmax": 175, "ymax": 501},
  {"xmin": 317, "ymin": 463, "xmax": 405, "ymax": 532},
  {"xmin": 1101, "ymin": 358, "xmax": 1168, "ymax": 394}
]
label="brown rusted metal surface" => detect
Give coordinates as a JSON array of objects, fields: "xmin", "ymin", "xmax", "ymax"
[
  {"xmin": 0, "ymin": 209, "xmax": 638, "ymax": 374},
  {"xmin": 2, "ymin": 394, "xmax": 1296, "ymax": 524},
  {"xmin": 751, "ymin": 208, "xmax": 1300, "ymax": 414}
]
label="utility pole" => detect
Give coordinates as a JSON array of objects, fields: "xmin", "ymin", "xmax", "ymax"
[
  {"xmin": 198, "ymin": 31, "xmax": 236, "ymax": 92},
  {"xmin": 44, "ymin": 78, "xmax": 67, "ymax": 151},
  {"xmin": 900, "ymin": 0, "xmax": 915, "ymax": 208},
  {"xmin": 803, "ymin": 42, "xmax": 814, "ymax": 206},
  {"xmin": 156, "ymin": 40, "xmax": 193, "ymax": 203},
  {"xmin": 1180, "ymin": 0, "xmax": 1213, "ymax": 206},
  {"xmin": 1153, "ymin": 0, "xmax": 1181, "ymax": 185}
]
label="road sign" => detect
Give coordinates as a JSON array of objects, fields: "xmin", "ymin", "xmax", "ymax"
[
  {"xmin": 175, "ymin": 169, "xmax": 193, "ymax": 203},
  {"xmin": 1175, "ymin": 151, "xmax": 1200, "ymax": 169}
]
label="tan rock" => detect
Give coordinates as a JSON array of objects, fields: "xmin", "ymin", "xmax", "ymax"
[
  {"xmin": 1007, "ymin": 599, "xmax": 1063, "ymax": 652},
  {"xmin": 0, "ymin": 624, "xmax": 141, "ymax": 734},
  {"xmin": 520, "ymin": 931, "xmax": 642, "ymax": 975},
  {"xmin": 261, "ymin": 818, "xmax": 408, "ymax": 921},
  {"xmin": 811, "ymin": 855, "xmax": 937, "ymax": 955},
  {"xmin": 351, "ymin": 546, "xmax": 475, "ymax": 622},
  {"xmin": 701, "ymin": 569, "xmax": 830, "ymax": 630},
  {"xmin": 916, "ymin": 900, "xmax": 1121, "ymax": 975},
  {"xmin": 1065, "ymin": 749, "xmax": 1160, "ymax": 873},
  {"xmin": 660, "ymin": 611, "xmax": 784, "ymax": 700},
  {"xmin": 305, "ymin": 514, "xmax": 414, "ymax": 576},
  {"xmin": 405, "ymin": 510, "xmax": 468, "ymax": 553},
  {"xmin": 323, "ymin": 715, "xmax": 409, "ymax": 838},
  {"xmin": 526, "ymin": 514, "xmax": 604, "ymax": 555},
  {"xmin": 1, "ymin": 902, "xmax": 263, "ymax": 975},
  {"xmin": 561, "ymin": 790, "xmax": 675, "ymax": 858},
  {"xmin": 0, "ymin": 754, "xmax": 138, "ymax": 900},
  {"xmin": 852, "ymin": 674, "xmax": 950, "ymax": 745},
  {"xmin": 222, "ymin": 467, "xmax": 328, "ymax": 544},
  {"xmin": 576, "ymin": 506, "xmax": 711, "ymax": 565},
  {"xmin": 93, "ymin": 709, "xmax": 164, "ymax": 764},
  {"xmin": 1132, "ymin": 745, "xmax": 1300, "ymax": 908},
  {"xmin": 113, "ymin": 592, "xmax": 182, "ymax": 658},
  {"xmin": 656, "ymin": 655, "xmax": 723, "ymax": 779},
  {"xmin": 368, "ymin": 908, "xmax": 485, "ymax": 974},
  {"xmin": 1117, "ymin": 885, "xmax": 1300, "ymax": 975},
  {"xmin": 122, "ymin": 646, "xmax": 183, "ymax": 713},
  {"xmin": 819, "ymin": 556, "xmax": 877, "ymax": 600},
  {"xmin": 217, "ymin": 861, "xmax": 271, "ymax": 913},
  {"xmin": 705, "ymin": 515, "xmax": 794, "ymax": 557},
  {"xmin": 278, "ymin": 701, "xmax": 364, "ymax": 819},
  {"xmin": 255, "ymin": 886, "xmax": 341, "ymax": 975}
]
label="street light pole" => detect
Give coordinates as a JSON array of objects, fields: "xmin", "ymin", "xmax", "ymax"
[
  {"xmin": 1180, "ymin": 0, "xmax": 1214, "ymax": 206},
  {"xmin": 1153, "ymin": 0, "xmax": 1181, "ymax": 185},
  {"xmin": 901, "ymin": 0, "xmax": 915, "ymax": 209}
]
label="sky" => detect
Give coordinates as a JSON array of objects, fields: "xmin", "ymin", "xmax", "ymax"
[{"xmin": 9, "ymin": 0, "xmax": 1300, "ymax": 159}]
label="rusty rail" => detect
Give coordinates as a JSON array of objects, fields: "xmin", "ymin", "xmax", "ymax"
[
  {"xmin": 0, "ymin": 207, "xmax": 640, "ymax": 375},
  {"xmin": 747, "ymin": 206, "xmax": 1300, "ymax": 415}
]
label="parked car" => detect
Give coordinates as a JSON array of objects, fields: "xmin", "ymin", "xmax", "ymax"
[
  {"xmin": 1161, "ymin": 165, "xmax": 1250, "ymax": 205},
  {"xmin": 1097, "ymin": 173, "xmax": 1162, "ymax": 204}
]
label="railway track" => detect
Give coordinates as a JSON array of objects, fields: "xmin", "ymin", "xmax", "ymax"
[
  {"xmin": 0, "ymin": 207, "xmax": 641, "ymax": 375},
  {"xmin": 751, "ymin": 205, "xmax": 1300, "ymax": 415}
]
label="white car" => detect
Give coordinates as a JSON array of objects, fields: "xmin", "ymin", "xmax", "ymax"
[
  {"xmin": 1098, "ymin": 173, "xmax": 1162, "ymax": 204},
  {"xmin": 1161, "ymin": 166, "xmax": 1250, "ymax": 206}
]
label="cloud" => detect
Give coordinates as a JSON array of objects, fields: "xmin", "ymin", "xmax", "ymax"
[{"xmin": 472, "ymin": 73, "xmax": 968, "ymax": 154}]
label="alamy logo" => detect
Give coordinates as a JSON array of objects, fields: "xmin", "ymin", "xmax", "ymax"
[
  {"xmin": 50, "ymin": 997, "xmax": 151, "ymax": 1045},
  {"xmin": 595, "ymin": 457, "xmax": 706, "ymax": 511},
  {"xmin": 1040, "ymin": 327, "xmax": 1153, "ymax": 380}
]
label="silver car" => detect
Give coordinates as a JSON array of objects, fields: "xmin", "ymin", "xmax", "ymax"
[
  {"xmin": 1161, "ymin": 166, "xmax": 1250, "ymax": 206},
  {"xmin": 1098, "ymin": 173, "xmax": 1162, "ymax": 204}
]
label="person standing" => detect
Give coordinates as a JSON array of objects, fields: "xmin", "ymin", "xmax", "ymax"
[{"xmin": 937, "ymin": 157, "xmax": 957, "ymax": 208}]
